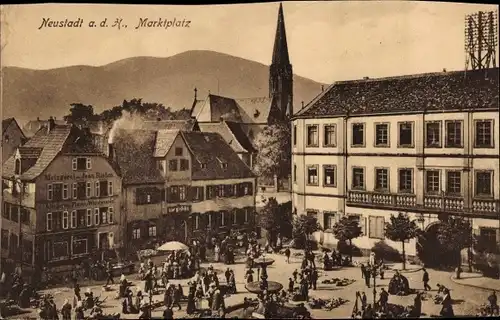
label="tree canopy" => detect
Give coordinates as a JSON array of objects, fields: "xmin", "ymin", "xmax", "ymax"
[
  {"xmin": 65, "ymin": 98, "xmax": 191, "ymax": 126},
  {"xmin": 253, "ymin": 122, "xmax": 291, "ymax": 180},
  {"xmin": 259, "ymin": 197, "xmax": 292, "ymax": 245},
  {"xmin": 292, "ymin": 214, "xmax": 320, "ymax": 249},
  {"xmin": 385, "ymin": 212, "xmax": 420, "ymax": 269}
]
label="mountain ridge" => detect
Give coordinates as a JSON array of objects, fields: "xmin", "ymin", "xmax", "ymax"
[{"xmin": 2, "ymin": 50, "xmax": 327, "ymax": 122}]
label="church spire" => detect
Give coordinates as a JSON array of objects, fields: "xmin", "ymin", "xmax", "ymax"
[
  {"xmin": 271, "ymin": 3, "xmax": 290, "ymax": 66},
  {"xmin": 268, "ymin": 3, "xmax": 293, "ymax": 122}
]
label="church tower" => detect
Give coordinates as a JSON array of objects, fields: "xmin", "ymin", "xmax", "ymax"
[{"xmin": 268, "ymin": 3, "xmax": 293, "ymax": 122}]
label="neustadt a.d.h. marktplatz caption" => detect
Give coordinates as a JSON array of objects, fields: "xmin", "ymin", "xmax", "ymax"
[{"xmin": 38, "ymin": 17, "xmax": 192, "ymax": 30}]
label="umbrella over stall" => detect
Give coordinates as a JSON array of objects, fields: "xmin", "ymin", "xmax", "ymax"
[{"xmin": 157, "ymin": 241, "xmax": 189, "ymax": 252}]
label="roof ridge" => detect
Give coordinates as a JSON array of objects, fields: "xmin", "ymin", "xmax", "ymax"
[{"xmin": 333, "ymin": 67, "xmax": 499, "ymax": 85}]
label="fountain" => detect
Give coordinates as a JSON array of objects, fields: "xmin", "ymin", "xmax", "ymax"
[{"xmin": 244, "ymin": 254, "xmax": 283, "ymax": 294}]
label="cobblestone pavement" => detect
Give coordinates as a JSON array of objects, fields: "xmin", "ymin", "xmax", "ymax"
[{"xmin": 17, "ymin": 251, "xmax": 491, "ymax": 319}]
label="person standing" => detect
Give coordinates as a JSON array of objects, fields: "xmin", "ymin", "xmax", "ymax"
[
  {"xmin": 288, "ymin": 278, "xmax": 294, "ymax": 293},
  {"xmin": 361, "ymin": 292, "xmax": 367, "ymax": 311},
  {"xmin": 105, "ymin": 261, "xmax": 114, "ymax": 286},
  {"xmin": 311, "ymin": 268, "xmax": 318, "ymax": 290},
  {"xmin": 378, "ymin": 288, "xmax": 389, "ymax": 313},
  {"xmin": 422, "ymin": 268, "xmax": 431, "ymax": 291},
  {"xmin": 363, "ymin": 267, "xmax": 371, "ymax": 288},
  {"xmin": 172, "ymin": 285, "xmax": 182, "ymax": 311},
  {"xmin": 285, "ymin": 248, "xmax": 291, "ymax": 264}
]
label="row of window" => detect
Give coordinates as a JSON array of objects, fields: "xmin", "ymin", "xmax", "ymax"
[
  {"xmin": 0, "ymin": 230, "xmax": 33, "ymax": 263},
  {"xmin": 135, "ymin": 183, "xmax": 254, "ymax": 205},
  {"xmin": 46, "ymin": 207, "xmax": 114, "ymax": 232},
  {"xmin": 298, "ymin": 119, "xmax": 495, "ymax": 149},
  {"xmin": 72, "ymin": 157, "xmax": 92, "ymax": 171},
  {"xmin": 317, "ymin": 211, "xmax": 498, "ymax": 242},
  {"xmin": 304, "ymin": 165, "xmax": 494, "ymax": 197},
  {"xmin": 47, "ymin": 180, "xmax": 113, "ymax": 201},
  {"xmin": 130, "ymin": 209, "xmax": 253, "ymax": 240},
  {"xmin": 2, "ymin": 203, "xmax": 30, "ymax": 225},
  {"xmin": 44, "ymin": 236, "xmax": 90, "ymax": 262}
]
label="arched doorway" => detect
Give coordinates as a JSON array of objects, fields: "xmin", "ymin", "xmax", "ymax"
[{"xmin": 417, "ymin": 222, "xmax": 460, "ymax": 268}]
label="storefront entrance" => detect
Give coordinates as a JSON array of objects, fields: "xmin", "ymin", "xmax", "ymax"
[{"xmin": 165, "ymin": 216, "xmax": 187, "ymax": 243}]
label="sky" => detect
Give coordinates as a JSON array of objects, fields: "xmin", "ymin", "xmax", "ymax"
[{"xmin": 1, "ymin": 1, "xmax": 498, "ymax": 83}]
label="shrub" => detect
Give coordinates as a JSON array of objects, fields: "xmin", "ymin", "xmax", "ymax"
[
  {"xmin": 371, "ymin": 241, "xmax": 403, "ymax": 263},
  {"xmin": 407, "ymin": 255, "xmax": 423, "ymax": 266},
  {"xmin": 337, "ymin": 240, "xmax": 362, "ymax": 257},
  {"xmin": 473, "ymin": 252, "xmax": 500, "ymax": 278}
]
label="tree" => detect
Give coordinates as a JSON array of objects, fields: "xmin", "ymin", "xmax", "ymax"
[
  {"xmin": 64, "ymin": 103, "xmax": 97, "ymax": 125},
  {"xmin": 331, "ymin": 217, "xmax": 363, "ymax": 262},
  {"xmin": 259, "ymin": 197, "xmax": 292, "ymax": 246},
  {"xmin": 384, "ymin": 212, "xmax": 420, "ymax": 270},
  {"xmin": 437, "ymin": 216, "xmax": 472, "ymax": 268},
  {"xmin": 253, "ymin": 123, "xmax": 291, "ymax": 180},
  {"xmin": 292, "ymin": 215, "xmax": 320, "ymax": 249}
]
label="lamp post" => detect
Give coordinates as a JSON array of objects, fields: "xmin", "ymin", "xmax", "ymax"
[{"xmin": 371, "ymin": 265, "xmax": 378, "ymax": 306}]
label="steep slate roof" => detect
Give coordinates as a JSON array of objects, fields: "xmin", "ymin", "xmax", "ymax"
[
  {"xmin": 198, "ymin": 122, "xmax": 247, "ymax": 154},
  {"xmin": 154, "ymin": 129, "xmax": 179, "ymax": 158},
  {"xmin": 224, "ymin": 121, "xmax": 257, "ymax": 153},
  {"xmin": 180, "ymin": 131, "xmax": 255, "ymax": 181},
  {"xmin": 3, "ymin": 125, "xmax": 74, "ymax": 180},
  {"xmin": 295, "ymin": 68, "xmax": 499, "ymax": 118},
  {"xmin": 113, "ymin": 129, "xmax": 164, "ymax": 185},
  {"xmin": 191, "ymin": 94, "xmax": 273, "ymax": 124}
]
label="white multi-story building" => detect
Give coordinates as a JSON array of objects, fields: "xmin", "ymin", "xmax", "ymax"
[{"xmin": 291, "ymin": 68, "xmax": 499, "ymax": 262}]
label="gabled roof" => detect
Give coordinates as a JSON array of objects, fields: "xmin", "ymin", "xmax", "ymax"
[
  {"xmin": 191, "ymin": 94, "xmax": 273, "ymax": 124},
  {"xmin": 180, "ymin": 131, "xmax": 255, "ymax": 181},
  {"xmin": 113, "ymin": 129, "xmax": 164, "ymax": 185},
  {"xmin": 154, "ymin": 129, "xmax": 179, "ymax": 158},
  {"xmin": 295, "ymin": 68, "xmax": 500, "ymax": 118},
  {"xmin": 3, "ymin": 125, "xmax": 74, "ymax": 180},
  {"xmin": 2, "ymin": 118, "xmax": 26, "ymax": 138},
  {"xmin": 198, "ymin": 122, "xmax": 247, "ymax": 154}
]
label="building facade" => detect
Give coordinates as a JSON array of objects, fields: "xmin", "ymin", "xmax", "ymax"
[
  {"xmin": 2, "ymin": 122, "xmax": 122, "ymax": 272},
  {"xmin": 112, "ymin": 129, "xmax": 257, "ymax": 252},
  {"xmin": 291, "ymin": 68, "xmax": 500, "ymax": 259},
  {"xmin": 2, "ymin": 118, "xmax": 26, "ymax": 164}
]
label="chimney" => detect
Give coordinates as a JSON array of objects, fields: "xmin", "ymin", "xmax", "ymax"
[
  {"xmin": 321, "ymin": 85, "xmax": 324, "ymax": 92},
  {"xmin": 194, "ymin": 87, "xmax": 198, "ymax": 100},
  {"xmin": 442, "ymin": 68, "xmax": 447, "ymax": 72},
  {"xmin": 36, "ymin": 117, "xmax": 40, "ymax": 121},
  {"xmin": 301, "ymin": 101, "xmax": 304, "ymax": 108},
  {"xmin": 48, "ymin": 116, "xmax": 56, "ymax": 133}
]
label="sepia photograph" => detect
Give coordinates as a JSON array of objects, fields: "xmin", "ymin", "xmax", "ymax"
[{"xmin": 0, "ymin": 1, "xmax": 499, "ymax": 319}]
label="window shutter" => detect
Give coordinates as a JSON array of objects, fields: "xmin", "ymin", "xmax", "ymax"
[
  {"xmin": 199, "ymin": 187, "xmax": 204, "ymax": 201},
  {"xmin": 95, "ymin": 182, "xmax": 100, "ymax": 197},
  {"xmin": 72, "ymin": 158, "xmax": 77, "ymax": 171},
  {"xmin": 369, "ymin": 217, "xmax": 376, "ymax": 238},
  {"xmin": 161, "ymin": 189, "xmax": 166, "ymax": 202},
  {"xmin": 86, "ymin": 158, "xmax": 92, "ymax": 170},
  {"xmin": 108, "ymin": 207, "xmax": 114, "ymax": 224},
  {"xmin": 323, "ymin": 213, "xmax": 329, "ymax": 230},
  {"xmin": 378, "ymin": 217, "xmax": 385, "ymax": 238}
]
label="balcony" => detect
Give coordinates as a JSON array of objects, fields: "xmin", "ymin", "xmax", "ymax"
[{"xmin": 347, "ymin": 190, "xmax": 500, "ymax": 217}]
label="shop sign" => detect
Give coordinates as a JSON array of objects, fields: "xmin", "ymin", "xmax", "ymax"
[
  {"xmin": 44, "ymin": 172, "xmax": 114, "ymax": 181},
  {"xmin": 45, "ymin": 198, "xmax": 115, "ymax": 210},
  {"xmin": 166, "ymin": 205, "xmax": 191, "ymax": 214}
]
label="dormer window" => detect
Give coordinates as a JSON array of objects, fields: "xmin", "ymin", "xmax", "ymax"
[
  {"xmin": 15, "ymin": 159, "xmax": 21, "ymax": 175},
  {"xmin": 217, "ymin": 157, "xmax": 228, "ymax": 169},
  {"xmin": 201, "ymin": 163, "xmax": 207, "ymax": 169},
  {"xmin": 254, "ymin": 110, "xmax": 260, "ymax": 118}
]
